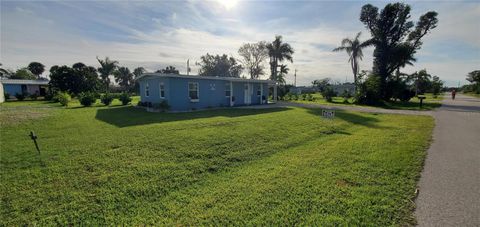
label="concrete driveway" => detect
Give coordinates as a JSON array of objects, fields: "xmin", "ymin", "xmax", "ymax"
[{"xmin": 415, "ymin": 94, "xmax": 480, "ymax": 226}]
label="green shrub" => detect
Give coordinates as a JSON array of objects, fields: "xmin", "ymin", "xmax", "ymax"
[
  {"xmin": 285, "ymin": 93, "xmax": 293, "ymax": 100},
  {"xmin": 293, "ymin": 94, "xmax": 299, "ymax": 101},
  {"xmin": 4, "ymin": 93, "xmax": 10, "ymax": 100},
  {"xmin": 321, "ymin": 87, "xmax": 336, "ymax": 102},
  {"xmin": 342, "ymin": 90, "xmax": 352, "ymax": 103},
  {"xmin": 356, "ymin": 74, "xmax": 382, "ymax": 105},
  {"xmin": 101, "ymin": 93, "xmax": 114, "ymax": 106},
  {"xmin": 44, "ymin": 91, "xmax": 55, "ymax": 101},
  {"xmin": 119, "ymin": 93, "xmax": 132, "ymax": 105},
  {"xmin": 399, "ymin": 89, "xmax": 415, "ymax": 102},
  {"xmin": 78, "ymin": 92, "xmax": 97, "ymax": 107},
  {"xmin": 29, "ymin": 93, "xmax": 39, "ymax": 100},
  {"xmin": 159, "ymin": 100, "xmax": 170, "ymax": 110},
  {"xmin": 56, "ymin": 92, "xmax": 71, "ymax": 106},
  {"xmin": 14, "ymin": 93, "xmax": 27, "ymax": 101},
  {"xmin": 301, "ymin": 93, "xmax": 307, "ymax": 100},
  {"xmin": 307, "ymin": 93, "xmax": 314, "ymax": 101}
]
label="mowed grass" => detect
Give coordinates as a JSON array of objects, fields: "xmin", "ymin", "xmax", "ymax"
[
  {"xmin": 0, "ymin": 100, "xmax": 434, "ymax": 225},
  {"xmin": 292, "ymin": 93, "xmax": 443, "ymax": 110},
  {"xmin": 463, "ymin": 92, "xmax": 480, "ymax": 98}
]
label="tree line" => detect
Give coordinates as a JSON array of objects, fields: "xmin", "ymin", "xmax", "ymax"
[
  {"xmin": 0, "ymin": 60, "xmax": 182, "ymax": 97},
  {"xmin": 196, "ymin": 35, "xmax": 294, "ymax": 85},
  {"xmin": 1, "ymin": 34, "xmax": 294, "ymax": 100},
  {"xmin": 461, "ymin": 70, "xmax": 480, "ymax": 94}
]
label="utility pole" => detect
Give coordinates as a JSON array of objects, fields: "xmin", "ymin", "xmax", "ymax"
[{"xmin": 187, "ymin": 59, "xmax": 190, "ymax": 75}]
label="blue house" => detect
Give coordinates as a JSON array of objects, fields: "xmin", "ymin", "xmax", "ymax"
[{"xmin": 136, "ymin": 73, "xmax": 274, "ymax": 111}]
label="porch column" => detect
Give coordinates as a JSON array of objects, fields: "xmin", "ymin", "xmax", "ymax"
[
  {"xmin": 230, "ymin": 81, "xmax": 233, "ymax": 106},
  {"xmin": 260, "ymin": 83, "xmax": 264, "ymax": 104},
  {"xmin": 273, "ymin": 82, "xmax": 278, "ymax": 103}
]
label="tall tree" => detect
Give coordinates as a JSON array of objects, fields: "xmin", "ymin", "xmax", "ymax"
[
  {"xmin": 11, "ymin": 68, "xmax": 36, "ymax": 80},
  {"xmin": 114, "ymin": 67, "xmax": 135, "ymax": 91},
  {"xmin": 431, "ymin": 76, "xmax": 443, "ymax": 96},
  {"xmin": 49, "ymin": 64, "xmax": 99, "ymax": 95},
  {"xmin": 0, "ymin": 63, "xmax": 13, "ymax": 79},
  {"xmin": 360, "ymin": 3, "xmax": 438, "ymax": 100},
  {"xmin": 156, "ymin": 66, "xmax": 179, "ymax": 74},
  {"xmin": 27, "ymin": 62, "xmax": 45, "ymax": 79},
  {"xmin": 410, "ymin": 69, "xmax": 432, "ymax": 95},
  {"xmin": 466, "ymin": 70, "xmax": 480, "ymax": 84},
  {"xmin": 96, "ymin": 57, "xmax": 118, "ymax": 92},
  {"xmin": 266, "ymin": 35, "xmax": 294, "ymax": 82},
  {"xmin": 312, "ymin": 78, "xmax": 331, "ymax": 92},
  {"xmin": 197, "ymin": 53, "xmax": 243, "ymax": 77},
  {"xmin": 133, "ymin": 67, "xmax": 147, "ymax": 78},
  {"xmin": 274, "ymin": 64, "xmax": 289, "ymax": 85},
  {"xmin": 333, "ymin": 32, "xmax": 372, "ymax": 88},
  {"xmin": 238, "ymin": 41, "xmax": 268, "ymax": 79}
]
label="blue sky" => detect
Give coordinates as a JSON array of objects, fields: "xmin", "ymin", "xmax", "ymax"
[{"xmin": 1, "ymin": 0, "xmax": 479, "ymax": 86}]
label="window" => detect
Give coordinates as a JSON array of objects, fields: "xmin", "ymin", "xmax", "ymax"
[
  {"xmin": 225, "ymin": 83, "xmax": 231, "ymax": 97},
  {"xmin": 145, "ymin": 82, "xmax": 150, "ymax": 97},
  {"xmin": 188, "ymin": 82, "xmax": 199, "ymax": 102},
  {"xmin": 159, "ymin": 82, "xmax": 165, "ymax": 98},
  {"xmin": 257, "ymin": 88, "xmax": 261, "ymax": 96}
]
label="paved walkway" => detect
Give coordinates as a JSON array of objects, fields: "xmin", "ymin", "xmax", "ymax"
[{"xmin": 415, "ymin": 94, "xmax": 480, "ymax": 226}]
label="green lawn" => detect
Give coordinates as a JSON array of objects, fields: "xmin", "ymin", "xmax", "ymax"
[
  {"xmin": 292, "ymin": 93, "xmax": 443, "ymax": 110},
  {"xmin": 1, "ymin": 100, "xmax": 434, "ymax": 225},
  {"xmin": 463, "ymin": 92, "xmax": 480, "ymax": 98}
]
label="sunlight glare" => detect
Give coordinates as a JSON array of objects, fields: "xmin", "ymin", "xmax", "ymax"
[{"xmin": 216, "ymin": 0, "xmax": 238, "ymax": 10}]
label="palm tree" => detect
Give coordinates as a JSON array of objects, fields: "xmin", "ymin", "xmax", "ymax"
[
  {"xmin": 27, "ymin": 62, "xmax": 45, "ymax": 79},
  {"xmin": 114, "ymin": 67, "xmax": 134, "ymax": 92},
  {"xmin": 333, "ymin": 32, "xmax": 371, "ymax": 88},
  {"xmin": 97, "ymin": 57, "xmax": 118, "ymax": 92},
  {"xmin": 266, "ymin": 35, "xmax": 294, "ymax": 81},
  {"xmin": 410, "ymin": 69, "xmax": 432, "ymax": 96},
  {"xmin": 275, "ymin": 64, "xmax": 289, "ymax": 85}
]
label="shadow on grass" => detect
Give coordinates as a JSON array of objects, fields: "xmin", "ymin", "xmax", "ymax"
[
  {"xmin": 306, "ymin": 108, "xmax": 391, "ymax": 129},
  {"xmin": 381, "ymin": 101, "xmax": 441, "ymax": 111},
  {"xmin": 95, "ymin": 106, "xmax": 289, "ymax": 128}
]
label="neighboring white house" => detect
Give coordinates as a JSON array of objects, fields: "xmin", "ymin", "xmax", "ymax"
[{"xmin": 0, "ymin": 82, "xmax": 4, "ymax": 103}]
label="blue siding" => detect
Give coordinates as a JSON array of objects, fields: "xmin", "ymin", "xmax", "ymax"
[
  {"xmin": 139, "ymin": 76, "xmax": 270, "ymax": 111},
  {"xmin": 3, "ymin": 84, "xmax": 23, "ymax": 95}
]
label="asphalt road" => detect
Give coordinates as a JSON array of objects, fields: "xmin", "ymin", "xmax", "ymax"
[{"xmin": 415, "ymin": 94, "xmax": 480, "ymax": 226}]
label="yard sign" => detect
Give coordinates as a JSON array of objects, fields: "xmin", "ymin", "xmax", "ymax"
[{"xmin": 322, "ymin": 109, "xmax": 335, "ymax": 119}]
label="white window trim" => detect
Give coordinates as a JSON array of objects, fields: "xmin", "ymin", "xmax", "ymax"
[
  {"xmin": 225, "ymin": 82, "xmax": 231, "ymax": 97},
  {"xmin": 159, "ymin": 82, "xmax": 165, "ymax": 99},
  {"xmin": 145, "ymin": 82, "xmax": 150, "ymax": 97},
  {"xmin": 188, "ymin": 82, "xmax": 199, "ymax": 102}
]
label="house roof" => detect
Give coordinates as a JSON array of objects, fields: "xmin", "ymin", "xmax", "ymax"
[
  {"xmin": 0, "ymin": 79, "xmax": 49, "ymax": 85},
  {"xmin": 136, "ymin": 73, "xmax": 275, "ymax": 84}
]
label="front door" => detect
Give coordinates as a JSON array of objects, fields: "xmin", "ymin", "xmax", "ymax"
[{"xmin": 244, "ymin": 83, "xmax": 252, "ymax": 105}]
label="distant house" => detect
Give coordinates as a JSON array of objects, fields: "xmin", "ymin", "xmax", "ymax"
[
  {"xmin": 290, "ymin": 86, "xmax": 318, "ymax": 95},
  {"xmin": 136, "ymin": 73, "xmax": 274, "ymax": 111},
  {"xmin": 331, "ymin": 83, "xmax": 355, "ymax": 95},
  {"xmin": 0, "ymin": 79, "xmax": 49, "ymax": 98}
]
